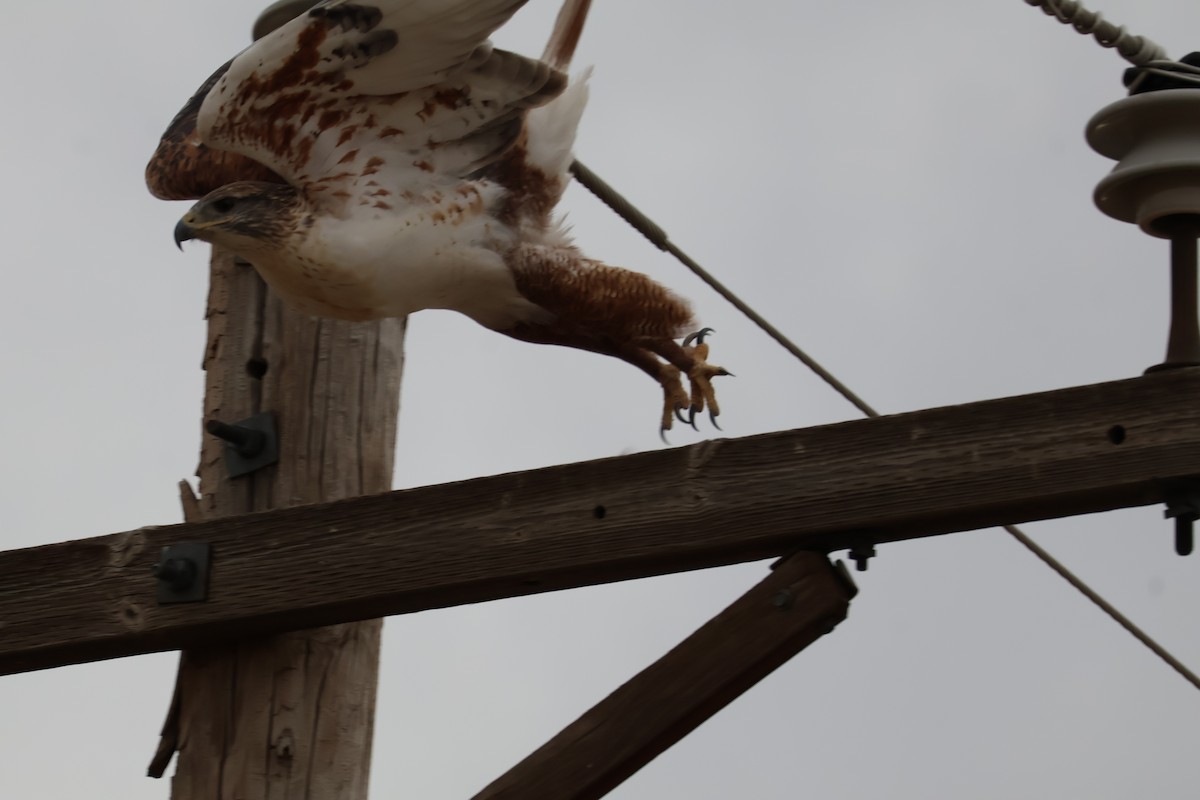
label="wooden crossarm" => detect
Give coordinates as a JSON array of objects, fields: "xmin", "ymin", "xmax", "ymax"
[{"xmin": 1, "ymin": 370, "xmax": 1198, "ymax": 676}]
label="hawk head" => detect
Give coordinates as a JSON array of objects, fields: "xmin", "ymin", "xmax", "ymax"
[{"xmin": 174, "ymin": 182, "xmax": 302, "ymax": 255}]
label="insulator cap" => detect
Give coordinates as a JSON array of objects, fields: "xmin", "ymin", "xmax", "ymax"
[{"xmin": 1087, "ymin": 89, "xmax": 1200, "ymax": 238}]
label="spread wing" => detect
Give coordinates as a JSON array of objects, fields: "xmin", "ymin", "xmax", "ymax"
[
  {"xmin": 145, "ymin": 59, "xmax": 283, "ymax": 201},
  {"xmin": 148, "ymin": 0, "xmax": 566, "ymax": 206}
]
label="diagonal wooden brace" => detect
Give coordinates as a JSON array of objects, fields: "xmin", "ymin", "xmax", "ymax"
[{"xmin": 473, "ymin": 552, "xmax": 855, "ymax": 800}]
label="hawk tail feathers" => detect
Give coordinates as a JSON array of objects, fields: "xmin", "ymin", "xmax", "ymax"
[
  {"xmin": 542, "ymin": 0, "xmax": 593, "ymax": 70},
  {"xmin": 527, "ymin": 0, "xmax": 594, "ymax": 187},
  {"xmin": 524, "ymin": 67, "xmax": 591, "ymax": 190}
]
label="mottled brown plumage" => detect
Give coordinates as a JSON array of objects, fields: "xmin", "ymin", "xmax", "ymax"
[
  {"xmin": 148, "ymin": 0, "xmax": 728, "ymax": 433},
  {"xmin": 145, "ymin": 60, "xmax": 283, "ymax": 201},
  {"xmin": 505, "ymin": 244, "xmax": 726, "ymax": 430},
  {"xmin": 508, "ymin": 244, "xmax": 691, "ymax": 339}
]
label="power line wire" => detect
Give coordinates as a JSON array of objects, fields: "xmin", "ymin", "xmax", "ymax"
[
  {"xmin": 569, "ymin": 159, "xmax": 1200, "ymax": 693},
  {"xmin": 1022, "ymin": 0, "xmax": 1200, "ymax": 93},
  {"xmin": 1004, "ymin": 525, "xmax": 1200, "ymax": 690},
  {"xmin": 1024, "ymin": 0, "xmax": 1166, "ymax": 64},
  {"xmin": 569, "ymin": 161, "xmax": 879, "ymax": 418}
]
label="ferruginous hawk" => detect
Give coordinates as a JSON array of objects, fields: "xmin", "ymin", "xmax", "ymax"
[{"xmin": 146, "ymin": 0, "xmax": 728, "ymax": 433}]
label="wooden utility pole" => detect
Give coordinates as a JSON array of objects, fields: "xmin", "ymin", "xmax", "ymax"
[
  {"xmin": 160, "ymin": 246, "xmax": 404, "ymax": 797},
  {"xmin": 143, "ymin": 3, "xmax": 405, "ymax": 794}
]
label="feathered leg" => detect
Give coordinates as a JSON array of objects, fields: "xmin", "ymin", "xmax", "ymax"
[{"xmin": 503, "ymin": 244, "xmax": 729, "ymax": 433}]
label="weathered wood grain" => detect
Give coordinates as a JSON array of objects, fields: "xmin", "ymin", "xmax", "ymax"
[
  {"xmin": 473, "ymin": 552, "xmax": 854, "ymax": 800},
  {"xmin": 160, "ymin": 246, "xmax": 405, "ymax": 799},
  {"xmin": 2, "ymin": 369, "xmax": 1199, "ymax": 677}
]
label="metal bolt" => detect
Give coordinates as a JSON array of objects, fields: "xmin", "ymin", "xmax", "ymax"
[
  {"xmin": 1175, "ymin": 517, "xmax": 1195, "ymax": 556},
  {"xmin": 772, "ymin": 589, "xmax": 794, "ymax": 609},
  {"xmin": 206, "ymin": 419, "xmax": 266, "ymax": 458},
  {"xmin": 849, "ymin": 543, "xmax": 876, "ymax": 572},
  {"xmin": 1162, "ymin": 480, "xmax": 1200, "ymax": 557},
  {"xmin": 153, "ymin": 557, "xmax": 197, "ymax": 592}
]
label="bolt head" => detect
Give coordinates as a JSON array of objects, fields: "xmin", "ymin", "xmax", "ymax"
[{"xmin": 154, "ymin": 557, "xmax": 197, "ymax": 591}]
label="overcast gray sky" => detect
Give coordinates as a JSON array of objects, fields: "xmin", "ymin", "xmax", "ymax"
[{"xmin": 1, "ymin": 0, "xmax": 1198, "ymax": 797}]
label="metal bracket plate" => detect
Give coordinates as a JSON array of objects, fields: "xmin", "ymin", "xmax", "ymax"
[{"xmin": 208, "ymin": 411, "xmax": 279, "ymax": 478}]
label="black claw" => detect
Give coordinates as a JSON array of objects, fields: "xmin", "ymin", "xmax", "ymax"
[
  {"xmin": 674, "ymin": 405, "xmax": 691, "ymax": 426},
  {"xmin": 682, "ymin": 327, "xmax": 715, "ymax": 347},
  {"xmin": 709, "ymin": 410, "xmax": 722, "ymax": 431},
  {"xmin": 687, "ymin": 407, "xmax": 699, "ymax": 431},
  {"xmin": 659, "ymin": 427, "xmax": 671, "ymax": 445}
]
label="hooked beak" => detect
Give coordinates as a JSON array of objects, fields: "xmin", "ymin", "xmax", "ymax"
[{"xmin": 174, "ymin": 217, "xmax": 197, "ymax": 250}]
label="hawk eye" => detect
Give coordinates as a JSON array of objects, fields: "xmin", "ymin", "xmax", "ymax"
[{"xmin": 211, "ymin": 197, "xmax": 237, "ymax": 214}]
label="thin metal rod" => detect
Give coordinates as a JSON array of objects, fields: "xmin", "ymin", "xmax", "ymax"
[
  {"xmin": 1163, "ymin": 235, "xmax": 1200, "ymax": 366},
  {"xmin": 571, "ymin": 158, "xmax": 1200, "ymax": 692}
]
